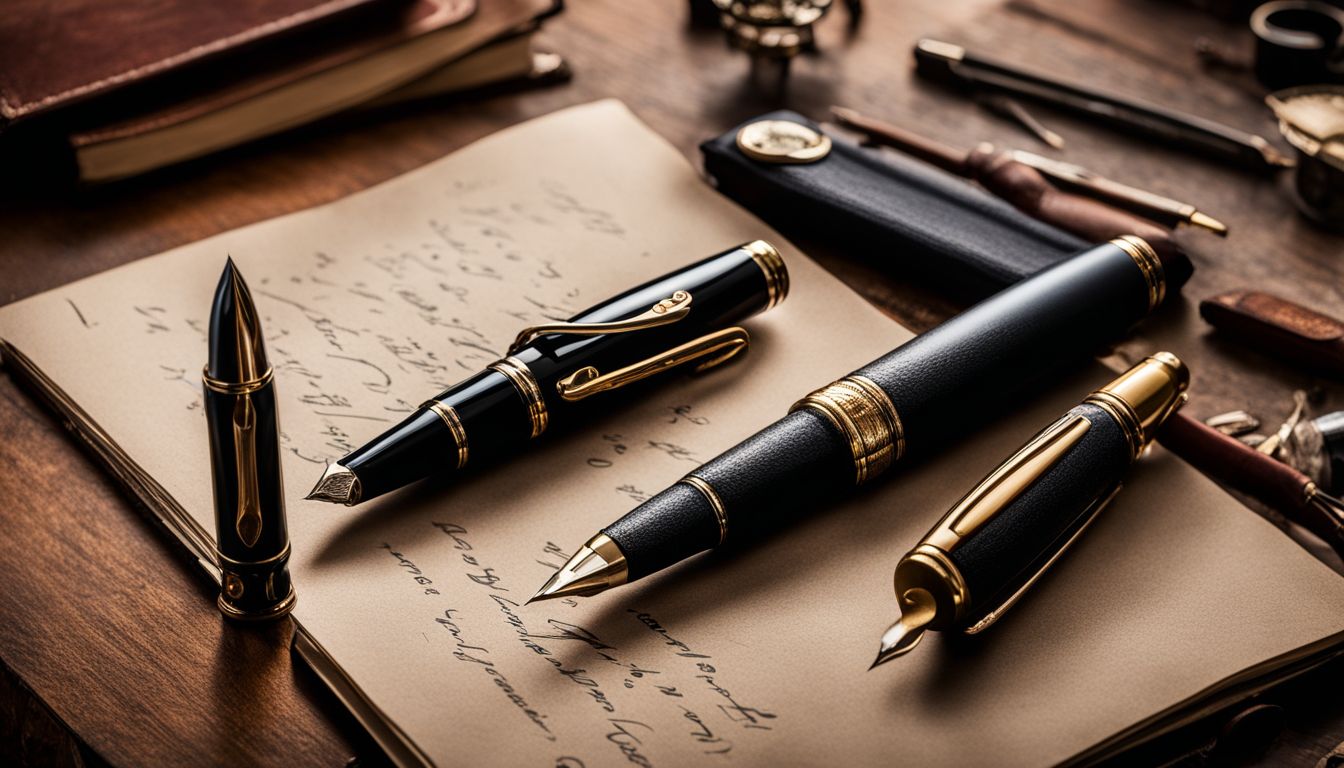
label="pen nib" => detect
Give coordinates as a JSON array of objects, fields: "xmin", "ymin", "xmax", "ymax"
[
  {"xmin": 527, "ymin": 533, "xmax": 629, "ymax": 604},
  {"xmin": 869, "ymin": 588, "xmax": 938, "ymax": 670},
  {"xmin": 305, "ymin": 463, "xmax": 361, "ymax": 505}
]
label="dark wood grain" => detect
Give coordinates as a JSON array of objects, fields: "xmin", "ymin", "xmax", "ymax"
[{"xmin": 1, "ymin": 0, "xmax": 1342, "ymax": 765}]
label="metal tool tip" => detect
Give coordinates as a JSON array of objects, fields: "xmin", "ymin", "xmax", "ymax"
[
  {"xmin": 1188, "ymin": 211, "xmax": 1228, "ymax": 236},
  {"xmin": 527, "ymin": 534, "xmax": 629, "ymax": 604},
  {"xmin": 870, "ymin": 617, "xmax": 928, "ymax": 669},
  {"xmin": 305, "ymin": 463, "xmax": 361, "ymax": 505}
]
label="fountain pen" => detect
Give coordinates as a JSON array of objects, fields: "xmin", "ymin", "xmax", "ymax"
[
  {"xmin": 307, "ymin": 241, "xmax": 789, "ymax": 506},
  {"xmin": 531, "ymin": 236, "xmax": 1190, "ymax": 603},
  {"xmin": 204, "ymin": 259, "xmax": 296, "ymax": 620},
  {"xmin": 871, "ymin": 353, "xmax": 1188, "ymax": 668}
]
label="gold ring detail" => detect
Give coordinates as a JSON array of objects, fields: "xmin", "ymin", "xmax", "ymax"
[
  {"xmin": 202, "ymin": 366, "xmax": 274, "ymax": 395},
  {"xmin": 217, "ymin": 542, "xmax": 292, "ymax": 568},
  {"xmin": 1084, "ymin": 391, "xmax": 1144, "ymax": 459},
  {"xmin": 744, "ymin": 240, "xmax": 789, "ymax": 310},
  {"xmin": 908, "ymin": 544, "xmax": 970, "ymax": 620},
  {"xmin": 1110, "ymin": 235, "xmax": 1165, "ymax": 311},
  {"xmin": 791, "ymin": 374, "xmax": 904, "ymax": 485},
  {"xmin": 424, "ymin": 401, "xmax": 469, "ymax": 469},
  {"xmin": 489, "ymin": 356, "xmax": 548, "ymax": 439},
  {"xmin": 682, "ymin": 475, "xmax": 728, "ymax": 545}
]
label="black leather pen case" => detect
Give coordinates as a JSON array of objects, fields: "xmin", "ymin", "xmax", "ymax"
[{"xmin": 700, "ymin": 111, "xmax": 1088, "ymax": 298}]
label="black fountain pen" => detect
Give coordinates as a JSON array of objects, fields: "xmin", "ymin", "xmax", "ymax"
[
  {"xmin": 531, "ymin": 236, "xmax": 1190, "ymax": 603},
  {"xmin": 307, "ymin": 241, "xmax": 789, "ymax": 506},
  {"xmin": 871, "ymin": 353, "xmax": 1188, "ymax": 668},
  {"xmin": 204, "ymin": 259, "xmax": 296, "ymax": 620}
]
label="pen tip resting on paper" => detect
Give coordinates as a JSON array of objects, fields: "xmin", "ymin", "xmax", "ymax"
[
  {"xmin": 305, "ymin": 463, "xmax": 361, "ymax": 505},
  {"xmin": 869, "ymin": 588, "xmax": 938, "ymax": 670},
  {"xmin": 526, "ymin": 533, "xmax": 630, "ymax": 604}
]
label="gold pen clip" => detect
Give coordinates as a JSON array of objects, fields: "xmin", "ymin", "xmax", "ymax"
[
  {"xmin": 508, "ymin": 291, "xmax": 694, "ymax": 354},
  {"xmin": 556, "ymin": 327, "xmax": 750, "ymax": 402}
]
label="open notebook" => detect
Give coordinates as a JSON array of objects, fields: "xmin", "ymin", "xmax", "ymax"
[{"xmin": 3, "ymin": 100, "xmax": 1344, "ymax": 767}]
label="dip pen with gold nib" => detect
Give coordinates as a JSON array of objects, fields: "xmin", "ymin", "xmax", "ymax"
[
  {"xmin": 307, "ymin": 241, "xmax": 789, "ymax": 506},
  {"xmin": 203, "ymin": 259, "xmax": 296, "ymax": 620},
  {"xmin": 871, "ymin": 353, "xmax": 1188, "ymax": 668}
]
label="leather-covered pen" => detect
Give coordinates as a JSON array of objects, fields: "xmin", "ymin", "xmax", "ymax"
[
  {"xmin": 871, "ymin": 354, "xmax": 1189, "ymax": 667},
  {"xmin": 531, "ymin": 236, "xmax": 1191, "ymax": 603}
]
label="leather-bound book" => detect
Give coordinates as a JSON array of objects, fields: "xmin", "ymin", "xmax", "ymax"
[{"xmin": 0, "ymin": 0, "xmax": 393, "ymax": 127}]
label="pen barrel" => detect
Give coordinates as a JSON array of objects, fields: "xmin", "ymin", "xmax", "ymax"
[
  {"xmin": 512, "ymin": 240, "xmax": 784, "ymax": 404},
  {"xmin": 340, "ymin": 242, "xmax": 787, "ymax": 502},
  {"xmin": 604, "ymin": 239, "xmax": 1178, "ymax": 578},
  {"xmin": 853, "ymin": 238, "xmax": 1165, "ymax": 463},
  {"xmin": 945, "ymin": 403, "xmax": 1130, "ymax": 629},
  {"xmin": 204, "ymin": 377, "xmax": 295, "ymax": 619}
]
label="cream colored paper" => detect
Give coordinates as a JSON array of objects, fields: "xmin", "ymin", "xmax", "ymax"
[{"xmin": 3, "ymin": 100, "xmax": 1344, "ymax": 767}]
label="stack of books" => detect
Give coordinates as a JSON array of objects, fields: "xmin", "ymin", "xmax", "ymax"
[{"xmin": 0, "ymin": 0, "xmax": 565, "ymax": 182}]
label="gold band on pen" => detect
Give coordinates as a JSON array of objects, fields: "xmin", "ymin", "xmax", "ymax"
[
  {"xmin": 489, "ymin": 356, "xmax": 548, "ymax": 439},
  {"xmin": 1110, "ymin": 235, "xmax": 1165, "ymax": 311},
  {"xmin": 424, "ymin": 401, "xmax": 469, "ymax": 469},
  {"xmin": 791, "ymin": 374, "xmax": 904, "ymax": 485},
  {"xmin": 202, "ymin": 366, "xmax": 274, "ymax": 395},
  {"xmin": 744, "ymin": 239, "xmax": 789, "ymax": 311},
  {"xmin": 217, "ymin": 542, "xmax": 292, "ymax": 568},
  {"xmin": 682, "ymin": 475, "xmax": 729, "ymax": 545}
]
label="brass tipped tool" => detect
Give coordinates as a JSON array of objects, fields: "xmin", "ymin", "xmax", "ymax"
[
  {"xmin": 831, "ymin": 105, "xmax": 1228, "ymax": 237},
  {"xmin": 527, "ymin": 534, "xmax": 629, "ymax": 604}
]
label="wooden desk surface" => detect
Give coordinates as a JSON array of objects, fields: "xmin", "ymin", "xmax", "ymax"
[{"xmin": 3, "ymin": 1, "xmax": 1343, "ymax": 765}]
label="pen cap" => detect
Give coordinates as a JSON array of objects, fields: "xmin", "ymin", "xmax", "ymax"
[{"xmin": 1086, "ymin": 352, "xmax": 1190, "ymax": 457}]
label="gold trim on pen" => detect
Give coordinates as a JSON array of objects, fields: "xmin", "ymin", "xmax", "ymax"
[
  {"xmin": 489, "ymin": 356, "xmax": 548, "ymax": 439},
  {"xmin": 424, "ymin": 401, "xmax": 469, "ymax": 469},
  {"xmin": 217, "ymin": 542, "xmax": 292, "ymax": 568},
  {"xmin": 1110, "ymin": 235, "xmax": 1165, "ymax": 311},
  {"xmin": 202, "ymin": 366, "xmax": 274, "ymax": 395},
  {"xmin": 791, "ymin": 374, "xmax": 904, "ymax": 485},
  {"xmin": 682, "ymin": 475, "xmax": 729, "ymax": 545},
  {"xmin": 744, "ymin": 239, "xmax": 790, "ymax": 310}
]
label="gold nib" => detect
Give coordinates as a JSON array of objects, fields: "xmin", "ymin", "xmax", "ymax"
[
  {"xmin": 305, "ymin": 463, "xmax": 361, "ymax": 505},
  {"xmin": 526, "ymin": 533, "xmax": 629, "ymax": 604},
  {"xmin": 869, "ymin": 588, "xmax": 939, "ymax": 670},
  {"xmin": 1187, "ymin": 211, "xmax": 1228, "ymax": 237}
]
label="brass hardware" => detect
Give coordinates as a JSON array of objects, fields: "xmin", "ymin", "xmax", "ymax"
[
  {"xmin": 508, "ymin": 291, "xmax": 694, "ymax": 354},
  {"xmin": 218, "ymin": 543, "xmax": 293, "ymax": 568},
  {"xmin": 231, "ymin": 394, "xmax": 263, "ymax": 549},
  {"xmin": 791, "ymin": 374, "xmax": 904, "ymax": 484},
  {"xmin": 1110, "ymin": 235, "xmax": 1166, "ymax": 311},
  {"xmin": 555, "ymin": 327, "xmax": 750, "ymax": 402},
  {"xmin": 682, "ymin": 475, "xmax": 729, "ymax": 545},
  {"xmin": 965, "ymin": 483, "xmax": 1121, "ymax": 634},
  {"xmin": 218, "ymin": 585, "xmax": 296, "ymax": 622},
  {"xmin": 489, "ymin": 356, "xmax": 548, "ymax": 439},
  {"xmin": 202, "ymin": 366, "xmax": 274, "ymax": 395},
  {"xmin": 736, "ymin": 120, "xmax": 833, "ymax": 164},
  {"xmin": 744, "ymin": 240, "xmax": 790, "ymax": 309},
  {"xmin": 527, "ymin": 533, "xmax": 629, "ymax": 603},
  {"xmin": 1085, "ymin": 351, "xmax": 1190, "ymax": 459},
  {"xmin": 894, "ymin": 544, "xmax": 970, "ymax": 631},
  {"xmin": 926, "ymin": 414, "xmax": 1093, "ymax": 553},
  {"xmin": 425, "ymin": 401, "xmax": 469, "ymax": 469}
]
